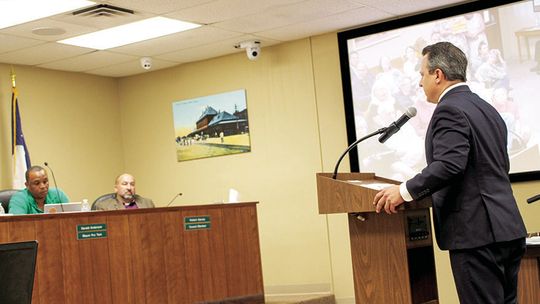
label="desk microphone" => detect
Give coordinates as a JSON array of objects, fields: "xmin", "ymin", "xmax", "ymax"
[
  {"xmin": 527, "ymin": 194, "xmax": 540, "ymax": 204},
  {"xmin": 166, "ymin": 192, "xmax": 183, "ymax": 207},
  {"xmin": 44, "ymin": 162, "xmax": 64, "ymax": 212}
]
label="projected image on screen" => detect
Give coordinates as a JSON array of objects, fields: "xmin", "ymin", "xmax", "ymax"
[{"xmin": 344, "ymin": 0, "xmax": 540, "ymax": 181}]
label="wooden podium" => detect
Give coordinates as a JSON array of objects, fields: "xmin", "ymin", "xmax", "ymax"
[{"xmin": 317, "ymin": 173, "xmax": 438, "ymax": 304}]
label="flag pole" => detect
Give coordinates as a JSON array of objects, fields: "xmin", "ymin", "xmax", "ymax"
[{"xmin": 11, "ymin": 67, "xmax": 16, "ymax": 88}]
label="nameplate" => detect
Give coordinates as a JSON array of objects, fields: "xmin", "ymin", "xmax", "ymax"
[
  {"xmin": 77, "ymin": 223, "xmax": 108, "ymax": 240},
  {"xmin": 184, "ymin": 216, "xmax": 211, "ymax": 230}
]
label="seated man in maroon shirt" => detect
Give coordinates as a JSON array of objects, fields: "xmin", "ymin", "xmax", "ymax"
[{"xmin": 93, "ymin": 173, "xmax": 154, "ymax": 210}]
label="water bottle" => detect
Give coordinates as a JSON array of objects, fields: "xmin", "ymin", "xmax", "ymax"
[{"xmin": 81, "ymin": 199, "xmax": 90, "ymax": 212}]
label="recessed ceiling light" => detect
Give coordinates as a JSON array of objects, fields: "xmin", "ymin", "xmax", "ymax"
[
  {"xmin": 0, "ymin": 0, "xmax": 95, "ymax": 29},
  {"xmin": 32, "ymin": 27, "xmax": 67, "ymax": 36},
  {"xmin": 58, "ymin": 17, "xmax": 201, "ymax": 50}
]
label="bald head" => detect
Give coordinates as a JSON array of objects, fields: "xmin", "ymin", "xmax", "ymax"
[{"xmin": 115, "ymin": 173, "xmax": 135, "ymax": 185}]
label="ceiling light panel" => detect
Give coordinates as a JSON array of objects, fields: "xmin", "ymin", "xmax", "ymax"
[
  {"xmin": 58, "ymin": 16, "xmax": 201, "ymax": 50},
  {"xmin": 0, "ymin": 0, "xmax": 95, "ymax": 29}
]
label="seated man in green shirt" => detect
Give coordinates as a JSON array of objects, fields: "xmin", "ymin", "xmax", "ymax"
[{"xmin": 9, "ymin": 165, "xmax": 69, "ymax": 214}]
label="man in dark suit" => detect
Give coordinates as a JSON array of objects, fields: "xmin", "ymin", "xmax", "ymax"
[{"xmin": 373, "ymin": 42, "xmax": 526, "ymax": 303}]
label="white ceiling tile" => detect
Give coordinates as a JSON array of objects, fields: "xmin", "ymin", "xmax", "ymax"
[
  {"xmin": 85, "ymin": 57, "xmax": 180, "ymax": 77},
  {"xmin": 0, "ymin": 34, "xmax": 44, "ymax": 54},
  {"xmin": 0, "ymin": 0, "xmax": 483, "ymax": 77},
  {"xmin": 109, "ymin": 25, "xmax": 244, "ymax": 57},
  {"xmin": 102, "ymin": 0, "xmax": 217, "ymax": 15},
  {"xmin": 351, "ymin": 0, "xmax": 469, "ymax": 15},
  {"xmin": 213, "ymin": 0, "xmax": 364, "ymax": 33},
  {"xmin": 258, "ymin": 6, "xmax": 392, "ymax": 41},
  {"xmin": 0, "ymin": 19, "xmax": 98, "ymax": 42},
  {"xmin": 166, "ymin": 0, "xmax": 306, "ymax": 24},
  {"xmin": 157, "ymin": 35, "xmax": 280, "ymax": 63},
  {"xmin": 0, "ymin": 43, "xmax": 93, "ymax": 65},
  {"xmin": 38, "ymin": 51, "xmax": 137, "ymax": 72}
]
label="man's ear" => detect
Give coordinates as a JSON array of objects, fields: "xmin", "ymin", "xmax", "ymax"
[{"xmin": 435, "ymin": 69, "xmax": 444, "ymax": 84}]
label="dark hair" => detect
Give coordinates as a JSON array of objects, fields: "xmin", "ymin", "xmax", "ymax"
[
  {"xmin": 25, "ymin": 166, "xmax": 45, "ymax": 182},
  {"xmin": 422, "ymin": 42, "xmax": 467, "ymax": 82}
]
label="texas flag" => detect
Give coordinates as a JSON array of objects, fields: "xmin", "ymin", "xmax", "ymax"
[{"xmin": 11, "ymin": 75, "xmax": 31, "ymax": 189}]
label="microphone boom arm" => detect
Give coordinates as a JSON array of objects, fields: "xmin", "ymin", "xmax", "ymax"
[{"xmin": 332, "ymin": 128, "xmax": 386, "ymax": 179}]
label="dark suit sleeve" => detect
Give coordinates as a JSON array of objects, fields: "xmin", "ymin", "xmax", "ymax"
[{"xmin": 406, "ymin": 104, "xmax": 471, "ymax": 200}]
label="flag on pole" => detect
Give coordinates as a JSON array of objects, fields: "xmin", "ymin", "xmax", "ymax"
[{"xmin": 11, "ymin": 70, "xmax": 31, "ymax": 189}]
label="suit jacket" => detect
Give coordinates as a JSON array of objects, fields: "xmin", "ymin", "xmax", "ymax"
[
  {"xmin": 93, "ymin": 194, "xmax": 155, "ymax": 211},
  {"xmin": 406, "ymin": 85, "xmax": 526, "ymax": 250}
]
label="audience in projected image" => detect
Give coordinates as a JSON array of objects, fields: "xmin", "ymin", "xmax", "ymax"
[
  {"xmin": 469, "ymin": 41, "xmax": 490, "ymax": 76},
  {"xmin": 402, "ymin": 46, "xmax": 420, "ymax": 82},
  {"xmin": 376, "ymin": 56, "xmax": 402, "ymax": 94},
  {"xmin": 474, "ymin": 49, "xmax": 510, "ymax": 89},
  {"xmin": 366, "ymin": 79, "xmax": 397, "ymax": 129},
  {"xmin": 350, "ymin": 55, "xmax": 375, "ymax": 111},
  {"xmin": 393, "ymin": 77, "xmax": 415, "ymax": 112},
  {"xmin": 532, "ymin": 40, "xmax": 540, "ymax": 74},
  {"xmin": 489, "ymin": 87, "xmax": 530, "ymax": 154},
  {"xmin": 435, "ymin": 16, "xmax": 470, "ymax": 57},
  {"xmin": 465, "ymin": 12, "xmax": 488, "ymax": 59},
  {"xmin": 345, "ymin": 2, "xmax": 540, "ymax": 181}
]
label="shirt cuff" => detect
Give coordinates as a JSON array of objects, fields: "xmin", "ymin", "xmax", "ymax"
[{"xmin": 399, "ymin": 182, "xmax": 414, "ymax": 202}]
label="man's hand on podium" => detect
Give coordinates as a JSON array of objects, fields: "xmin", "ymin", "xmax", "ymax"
[{"xmin": 373, "ymin": 185, "xmax": 405, "ymax": 214}]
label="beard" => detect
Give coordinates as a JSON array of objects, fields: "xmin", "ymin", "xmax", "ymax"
[{"xmin": 122, "ymin": 193, "xmax": 134, "ymax": 201}]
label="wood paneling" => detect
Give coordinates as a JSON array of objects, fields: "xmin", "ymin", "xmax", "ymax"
[
  {"xmin": 0, "ymin": 202, "xmax": 263, "ymax": 304},
  {"xmin": 222, "ymin": 205, "xmax": 264, "ymax": 297},
  {"xmin": 517, "ymin": 245, "xmax": 540, "ymax": 304},
  {"xmin": 35, "ymin": 218, "xmax": 65, "ymax": 303},
  {"xmin": 161, "ymin": 211, "xmax": 187, "ymax": 304},
  {"xmin": 318, "ymin": 172, "xmax": 436, "ymax": 304},
  {"xmin": 349, "ymin": 212, "xmax": 412, "ymax": 304},
  {"xmin": 60, "ymin": 217, "xmax": 85, "ymax": 304},
  {"xmin": 107, "ymin": 215, "xmax": 135, "ymax": 304},
  {"xmin": 317, "ymin": 173, "xmax": 431, "ymax": 214},
  {"xmin": 182, "ymin": 208, "xmax": 228, "ymax": 303}
]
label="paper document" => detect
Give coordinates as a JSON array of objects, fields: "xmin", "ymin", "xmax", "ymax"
[
  {"xmin": 346, "ymin": 180, "xmax": 394, "ymax": 190},
  {"xmin": 526, "ymin": 236, "xmax": 540, "ymax": 245}
]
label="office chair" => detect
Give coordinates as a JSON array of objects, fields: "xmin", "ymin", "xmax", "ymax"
[
  {"xmin": 91, "ymin": 193, "xmax": 115, "ymax": 210},
  {"xmin": 0, "ymin": 240, "xmax": 39, "ymax": 304},
  {"xmin": 0, "ymin": 189, "xmax": 19, "ymax": 213}
]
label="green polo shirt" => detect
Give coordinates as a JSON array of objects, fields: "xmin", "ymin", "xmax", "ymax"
[{"xmin": 8, "ymin": 188, "xmax": 69, "ymax": 215}]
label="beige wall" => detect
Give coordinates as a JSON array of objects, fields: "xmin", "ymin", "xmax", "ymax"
[
  {"xmin": 1, "ymin": 33, "xmax": 539, "ymax": 304},
  {"xmin": 116, "ymin": 33, "xmax": 540, "ymax": 303},
  {"xmin": 116, "ymin": 38, "xmax": 334, "ymax": 292},
  {"xmin": 0, "ymin": 64, "xmax": 124, "ymax": 201}
]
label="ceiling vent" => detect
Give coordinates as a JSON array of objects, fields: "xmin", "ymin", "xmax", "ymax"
[{"xmin": 72, "ymin": 4, "xmax": 134, "ymax": 17}]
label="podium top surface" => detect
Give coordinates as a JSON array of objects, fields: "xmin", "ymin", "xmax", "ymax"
[{"xmin": 316, "ymin": 173, "xmax": 431, "ymax": 214}]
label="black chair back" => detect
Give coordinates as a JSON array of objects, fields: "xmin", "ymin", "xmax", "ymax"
[
  {"xmin": 0, "ymin": 240, "xmax": 38, "ymax": 304},
  {"xmin": 0, "ymin": 189, "xmax": 19, "ymax": 213},
  {"xmin": 91, "ymin": 193, "xmax": 115, "ymax": 210}
]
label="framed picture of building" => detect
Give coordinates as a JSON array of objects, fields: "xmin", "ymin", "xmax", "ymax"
[{"xmin": 172, "ymin": 89, "xmax": 251, "ymax": 162}]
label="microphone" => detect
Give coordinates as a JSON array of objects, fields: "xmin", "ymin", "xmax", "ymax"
[
  {"xmin": 527, "ymin": 194, "xmax": 540, "ymax": 204},
  {"xmin": 378, "ymin": 107, "xmax": 417, "ymax": 143},
  {"xmin": 166, "ymin": 192, "xmax": 183, "ymax": 207},
  {"xmin": 43, "ymin": 162, "xmax": 64, "ymax": 212},
  {"xmin": 332, "ymin": 127, "xmax": 386, "ymax": 179}
]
